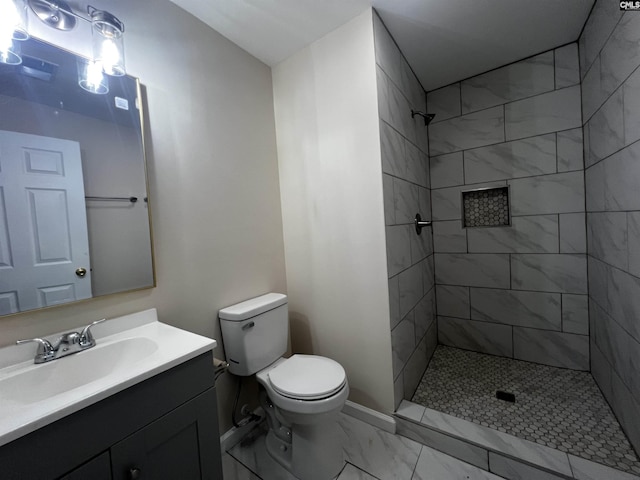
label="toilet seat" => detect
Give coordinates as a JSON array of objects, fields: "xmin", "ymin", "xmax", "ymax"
[{"xmin": 268, "ymin": 354, "xmax": 346, "ymax": 400}]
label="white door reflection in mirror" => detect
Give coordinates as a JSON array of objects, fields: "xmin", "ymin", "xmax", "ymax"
[{"xmin": 0, "ymin": 130, "xmax": 91, "ymax": 314}]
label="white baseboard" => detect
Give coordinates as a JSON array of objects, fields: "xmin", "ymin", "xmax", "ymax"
[
  {"xmin": 219, "ymin": 407, "xmax": 264, "ymax": 452},
  {"xmin": 342, "ymin": 400, "xmax": 396, "ymax": 434}
]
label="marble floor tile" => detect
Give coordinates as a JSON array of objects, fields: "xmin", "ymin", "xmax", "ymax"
[
  {"xmin": 227, "ymin": 424, "xmax": 299, "ymax": 480},
  {"xmin": 395, "ymin": 415, "xmax": 489, "ymax": 470},
  {"xmin": 412, "ymin": 446, "xmax": 503, "ymax": 480},
  {"xmin": 223, "ymin": 452, "xmax": 261, "ymax": 480},
  {"xmin": 338, "ymin": 413, "xmax": 422, "ymax": 480},
  {"xmin": 411, "ymin": 346, "xmax": 640, "ymax": 475},
  {"xmin": 397, "ymin": 399, "xmax": 426, "ymax": 423},
  {"xmin": 569, "ymin": 454, "xmax": 640, "ymax": 480},
  {"xmin": 224, "ymin": 406, "xmax": 640, "ymax": 480},
  {"xmin": 336, "ymin": 463, "xmax": 378, "ymax": 480},
  {"xmin": 416, "ymin": 408, "xmax": 572, "ymax": 477},
  {"xmin": 489, "ymin": 452, "xmax": 565, "ymax": 480}
]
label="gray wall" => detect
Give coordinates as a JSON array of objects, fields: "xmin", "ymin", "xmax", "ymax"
[
  {"xmin": 1, "ymin": 0, "xmax": 288, "ymax": 435},
  {"xmin": 581, "ymin": 0, "xmax": 640, "ymax": 452},
  {"xmin": 272, "ymin": 9, "xmax": 396, "ymax": 415},
  {"xmin": 373, "ymin": 13, "xmax": 437, "ymax": 408},
  {"xmin": 427, "ymin": 44, "xmax": 589, "ymax": 370}
]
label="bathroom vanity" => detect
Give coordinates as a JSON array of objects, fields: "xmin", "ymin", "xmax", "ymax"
[{"xmin": 0, "ymin": 310, "xmax": 223, "ymax": 480}]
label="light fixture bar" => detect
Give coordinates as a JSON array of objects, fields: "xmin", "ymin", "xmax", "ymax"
[
  {"xmin": 26, "ymin": 0, "xmax": 126, "ymax": 79},
  {"xmin": 27, "ymin": 0, "xmax": 78, "ymax": 31}
]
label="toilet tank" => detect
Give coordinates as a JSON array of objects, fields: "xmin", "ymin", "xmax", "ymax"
[{"xmin": 219, "ymin": 293, "xmax": 288, "ymax": 376}]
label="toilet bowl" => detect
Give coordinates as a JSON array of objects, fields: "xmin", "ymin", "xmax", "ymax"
[
  {"xmin": 256, "ymin": 355, "xmax": 348, "ymax": 479},
  {"xmin": 219, "ymin": 293, "xmax": 349, "ymax": 480}
]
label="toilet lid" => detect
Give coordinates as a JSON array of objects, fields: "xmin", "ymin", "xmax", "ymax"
[{"xmin": 268, "ymin": 354, "xmax": 346, "ymax": 400}]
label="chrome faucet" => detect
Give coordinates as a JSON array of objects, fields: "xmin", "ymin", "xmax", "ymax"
[{"xmin": 16, "ymin": 319, "xmax": 106, "ymax": 364}]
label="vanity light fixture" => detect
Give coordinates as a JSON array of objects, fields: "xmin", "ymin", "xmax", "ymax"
[
  {"xmin": 0, "ymin": 0, "xmax": 29, "ymax": 65},
  {"xmin": 76, "ymin": 57, "xmax": 108, "ymax": 94},
  {"xmin": 26, "ymin": 0, "xmax": 126, "ymax": 89},
  {"xmin": 89, "ymin": 6, "xmax": 125, "ymax": 77}
]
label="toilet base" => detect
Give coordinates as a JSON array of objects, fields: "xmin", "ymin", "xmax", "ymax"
[{"xmin": 263, "ymin": 416, "xmax": 344, "ymax": 480}]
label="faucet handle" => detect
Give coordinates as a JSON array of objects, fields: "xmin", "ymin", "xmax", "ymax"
[
  {"xmin": 79, "ymin": 318, "xmax": 106, "ymax": 347},
  {"xmin": 16, "ymin": 338, "xmax": 55, "ymax": 363}
]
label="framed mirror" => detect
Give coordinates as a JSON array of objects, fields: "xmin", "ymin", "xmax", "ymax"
[{"xmin": 0, "ymin": 37, "xmax": 154, "ymax": 316}]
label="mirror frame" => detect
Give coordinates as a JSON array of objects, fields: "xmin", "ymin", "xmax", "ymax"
[{"xmin": 0, "ymin": 36, "xmax": 156, "ymax": 318}]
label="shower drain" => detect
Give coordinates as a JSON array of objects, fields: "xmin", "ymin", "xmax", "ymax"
[{"xmin": 496, "ymin": 390, "xmax": 516, "ymax": 403}]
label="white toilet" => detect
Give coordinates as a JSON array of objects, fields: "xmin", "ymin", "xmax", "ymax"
[{"xmin": 219, "ymin": 293, "xmax": 349, "ymax": 480}]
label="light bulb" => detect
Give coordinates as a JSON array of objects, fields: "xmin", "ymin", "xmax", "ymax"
[
  {"xmin": 77, "ymin": 59, "xmax": 109, "ymax": 95},
  {"xmin": 0, "ymin": 1, "xmax": 22, "ymax": 66},
  {"xmin": 86, "ymin": 61, "xmax": 104, "ymax": 89},
  {"xmin": 100, "ymin": 38, "xmax": 121, "ymax": 75},
  {"xmin": 91, "ymin": 9, "xmax": 125, "ymax": 76},
  {"xmin": 0, "ymin": 0, "xmax": 28, "ymax": 43}
]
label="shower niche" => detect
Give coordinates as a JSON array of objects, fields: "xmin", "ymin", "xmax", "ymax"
[{"xmin": 461, "ymin": 186, "xmax": 510, "ymax": 228}]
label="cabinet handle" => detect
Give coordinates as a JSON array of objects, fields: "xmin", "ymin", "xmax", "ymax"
[{"xmin": 129, "ymin": 467, "xmax": 141, "ymax": 479}]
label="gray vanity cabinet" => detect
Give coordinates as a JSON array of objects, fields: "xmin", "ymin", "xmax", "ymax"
[
  {"xmin": 59, "ymin": 452, "xmax": 112, "ymax": 480},
  {"xmin": 110, "ymin": 387, "xmax": 219, "ymax": 480},
  {"xmin": 0, "ymin": 352, "xmax": 223, "ymax": 480}
]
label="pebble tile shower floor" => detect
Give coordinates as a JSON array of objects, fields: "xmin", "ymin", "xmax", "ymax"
[{"xmin": 411, "ymin": 346, "xmax": 640, "ymax": 474}]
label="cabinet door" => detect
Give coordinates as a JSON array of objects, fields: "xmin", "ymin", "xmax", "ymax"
[
  {"xmin": 110, "ymin": 387, "xmax": 222, "ymax": 480},
  {"xmin": 58, "ymin": 451, "xmax": 111, "ymax": 480}
]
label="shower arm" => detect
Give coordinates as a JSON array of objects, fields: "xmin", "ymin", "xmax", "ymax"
[{"xmin": 411, "ymin": 110, "xmax": 436, "ymax": 126}]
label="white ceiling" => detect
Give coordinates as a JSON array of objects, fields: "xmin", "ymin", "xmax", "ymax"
[{"xmin": 169, "ymin": 0, "xmax": 594, "ymax": 92}]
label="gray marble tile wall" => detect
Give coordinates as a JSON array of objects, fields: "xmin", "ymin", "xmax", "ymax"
[
  {"xmin": 581, "ymin": 0, "xmax": 640, "ymax": 454},
  {"xmin": 374, "ymin": 12, "xmax": 436, "ymax": 409},
  {"xmin": 427, "ymin": 42, "xmax": 588, "ymax": 371}
]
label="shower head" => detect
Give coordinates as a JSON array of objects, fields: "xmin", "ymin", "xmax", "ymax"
[{"xmin": 411, "ymin": 110, "xmax": 436, "ymax": 126}]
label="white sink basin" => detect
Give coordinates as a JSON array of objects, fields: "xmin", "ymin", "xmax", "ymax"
[
  {"xmin": 0, "ymin": 308, "xmax": 216, "ymax": 447},
  {"xmin": 2, "ymin": 337, "xmax": 159, "ymax": 404}
]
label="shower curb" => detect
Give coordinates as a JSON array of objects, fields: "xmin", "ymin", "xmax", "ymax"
[{"xmin": 395, "ymin": 400, "xmax": 640, "ymax": 480}]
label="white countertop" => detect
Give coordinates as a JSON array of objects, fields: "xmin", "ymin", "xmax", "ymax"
[{"xmin": 0, "ymin": 308, "xmax": 216, "ymax": 447}]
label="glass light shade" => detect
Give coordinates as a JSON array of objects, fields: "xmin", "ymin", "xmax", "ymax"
[
  {"xmin": 0, "ymin": 0, "xmax": 29, "ymax": 42},
  {"xmin": 91, "ymin": 10, "xmax": 125, "ymax": 77},
  {"xmin": 0, "ymin": 38, "xmax": 21, "ymax": 65},
  {"xmin": 77, "ymin": 58, "xmax": 109, "ymax": 95}
]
